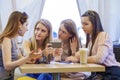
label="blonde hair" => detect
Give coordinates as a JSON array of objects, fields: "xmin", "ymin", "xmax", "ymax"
[
  {"xmin": 30, "ymin": 19, "xmax": 52, "ymax": 52},
  {"xmin": 0, "ymin": 11, "xmax": 28, "ymax": 43}
]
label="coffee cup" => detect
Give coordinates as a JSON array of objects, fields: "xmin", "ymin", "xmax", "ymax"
[{"xmin": 79, "ymin": 48, "xmax": 89, "ymax": 64}]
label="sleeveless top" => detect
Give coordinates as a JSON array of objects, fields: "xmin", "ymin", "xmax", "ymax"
[{"xmin": 0, "ymin": 38, "xmax": 19, "ymax": 80}]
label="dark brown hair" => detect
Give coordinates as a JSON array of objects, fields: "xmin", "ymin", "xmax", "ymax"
[{"xmin": 82, "ymin": 10, "xmax": 104, "ymax": 55}]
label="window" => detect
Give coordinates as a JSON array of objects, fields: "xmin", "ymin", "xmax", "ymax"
[{"xmin": 41, "ymin": 0, "xmax": 86, "ymax": 44}]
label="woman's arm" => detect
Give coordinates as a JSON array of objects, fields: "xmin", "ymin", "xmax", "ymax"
[
  {"xmin": 22, "ymin": 40, "xmax": 38, "ymax": 64},
  {"xmin": 22, "ymin": 40, "xmax": 31, "ymax": 55},
  {"xmin": 2, "ymin": 37, "xmax": 31, "ymax": 71},
  {"xmin": 87, "ymin": 32, "xmax": 111, "ymax": 64}
]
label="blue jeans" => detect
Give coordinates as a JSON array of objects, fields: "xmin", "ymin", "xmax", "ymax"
[{"xmin": 26, "ymin": 73, "xmax": 52, "ymax": 80}]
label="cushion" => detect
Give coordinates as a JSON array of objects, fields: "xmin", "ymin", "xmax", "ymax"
[{"xmin": 17, "ymin": 76, "xmax": 36, "ymax": 80}]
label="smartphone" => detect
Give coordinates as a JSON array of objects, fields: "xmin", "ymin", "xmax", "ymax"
[{"xmin": 49, "ymin": 41, "xmax": 61, "ymax": 48}]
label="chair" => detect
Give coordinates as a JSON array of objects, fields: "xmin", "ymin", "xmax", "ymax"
[
  {"xmin": 113, "ymin": 47, "xmax": 120, "ymax": 62},
  {"xmin": 113, "ymin": 42, "xmax": 120, "ymax": 62}
]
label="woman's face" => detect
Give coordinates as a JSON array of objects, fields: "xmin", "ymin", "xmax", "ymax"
[
  {"xmin": 18, "ymin": 21, "xmax": 28, "ymax": 36},
  {"xmin": 34, "ymin": 23, "xmax": 48, "ymax": 41},
  {"xmin": 81, "ymin": 17, "xmax": 93, "ymax": 34},
  {"xmin": 58, "ymin": 24, "xmax": 71, "ymax": 41}
]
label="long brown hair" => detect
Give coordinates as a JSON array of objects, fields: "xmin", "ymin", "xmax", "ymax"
[
  {"xmin": 30, "ymin": 19, "xmax": 52, "ymax": 52},
  {"xmin": 0, "ymin": 11, "xmax": 28, "ymax": 43},
  {"xmin": 60, "ymin": 19, "xmax": 81, "ymax": 55},
  {"xmin": 82, "ymin": 10, "xmax": 104, "ymax": 56}
]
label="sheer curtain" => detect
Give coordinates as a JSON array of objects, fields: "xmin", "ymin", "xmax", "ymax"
[
  {"xmin": 0, "ymin": 0, "xmax": 15, "ymax": 30},
  {"xmin": 16, "ymin": 0, "xmax": 46, "ymax": 41},
  {"xmin": 0, "ymin": 0, "xmax": 46, "ymax": 42},
  {"xmin": 76, "ymin": 0, "xmax": 120, "ymax": 41},
  {"xmin": 0, "ymin": 15, "xmax": 2, "ymax": 33},
  {"xmin": 0, "ymin": 2, "xmax": 1, "ymax": 33}
]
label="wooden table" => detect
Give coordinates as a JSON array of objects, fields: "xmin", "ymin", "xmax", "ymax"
[{"xmin": 19, "ymin": 62, "xmax": 105, "ymax": 80}]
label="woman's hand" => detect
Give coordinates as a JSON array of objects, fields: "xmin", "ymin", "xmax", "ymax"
[
  {"xmin": 26, "ymin": 58, "xmax": 36, "ymax": 64},
  {"xmin": 65, "ymin": 51, "xmax": 80, "ymax": 63},
  {"xmin": 53, "ymin": 48, "xmax": 63, "ymax": 57},
  {"xmin": 27, "ymin": 50, "xmax": 42, "ymax": 64},
  {"xmin": 44, "ymin": 43, "xmax": 54, "ymax": 56},
  {"xmin": 65, "ymin": 56, "xmax": 78, "ymax": 63},
  {"xmin": 70, "ymin": 37, "xmax": 77, "ymax": 55},
  {"xmin": 53, "ymin": 48, "xmax": 63, "ymax": 62}
]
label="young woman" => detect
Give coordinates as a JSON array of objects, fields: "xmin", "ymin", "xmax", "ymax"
[
  {"xmin": 0, "ymin": 11, "xmax": 40, "ymax": 80},
  {"xmin": 54, "ymin": 19, "xmax": 80, "ymax": 62},
  {"xmin": 54, "ymin": 19, "xmax": 91, "ymax": 80},
  {"xmin": 23, "ymin": 19, "xmax": 53, "ymax": 62},
  {"xmin": 80, "ymin": 10, "xmax": 120, "ymax": 80},
  {"xmin": 22, "ymin": 19, "xmax": 53, "ymax": 80}
]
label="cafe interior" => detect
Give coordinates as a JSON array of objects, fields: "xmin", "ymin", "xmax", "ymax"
[{"xmin": 0, "ymin": 0, "xmax": 120, "ymax": 80}]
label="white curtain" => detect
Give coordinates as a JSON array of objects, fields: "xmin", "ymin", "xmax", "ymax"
[
  {"xmin": 76, "ymin": 0, "xmax": 120, "ymax": 41},
  {"xmin": 0, "ymin": 0, "xmax": 15, "ymax": 30},
  {"xmin": 0, "ymin": 0, "xmax": 46, "ymax": 42},
  {"xmin": 0, "ymin": 1, "xmax": 2, "ymax": 33},
  {"xmin": 0, "ymin": 2, "xmax": 1, "ymax": 33},
  {"xmin": 15, "ymin": 0, "xmax": 46, "ymax": 41}
]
